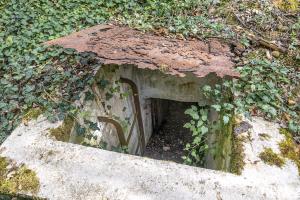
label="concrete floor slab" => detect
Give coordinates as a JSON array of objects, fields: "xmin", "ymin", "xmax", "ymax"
[{"xmin": 0, "ymin": 117, "xmax": 299, "ymax": 200}]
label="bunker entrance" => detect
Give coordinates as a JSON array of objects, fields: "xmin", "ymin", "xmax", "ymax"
[
  {"xmin": 44, "ymin": 24, "xmax": 239, "ymax": 173},
  {"xmin": 144, "ymin": 99, "xmax": 198, "ymax": 164}
]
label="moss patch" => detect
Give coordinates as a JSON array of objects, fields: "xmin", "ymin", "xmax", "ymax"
[
  {"xmin": 49, "ymin": 116, "xmax": 74, "ymax": 142},
  {"xmin": 230, "ymin": 134, "xmax": 246, "ymax": 175},
  {"xmin": 0, "ymin": 157, "xmax": 8, "ymax": 177},
  {"xmin": 259, "ymin": 148, "xmax": 285, "ymax": 168},
  {"xmin": 22, "ymin": 108, "xmax": 43, "ymax": 123},
  {"xmin": 258, "ymin": 133, "xmax": 271, "ymax": 141},
  {"xmin": 279, "ymin": 128, "xmax": 300, "ymax": 175},
  {"xmin": 0, "ymin": 157, "xmax": 40, "ymax": 196},
  {"xmin": 273, "ymin": 0, "xmax": 299, "ymax": 12}
]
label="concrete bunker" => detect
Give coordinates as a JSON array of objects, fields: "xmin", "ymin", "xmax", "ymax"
[{"xmin": 46, "ymin": 24, "xmax": 239, "ymax": 171}]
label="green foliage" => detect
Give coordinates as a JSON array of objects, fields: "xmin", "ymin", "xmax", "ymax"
[
  {"xmin": 0, "ymin": 157, "xmax": 40, "ymax": 195},
  {"xmin": 0, "ymin": 0, "xmax": 233, "ymax": 143},
  {"xmin": 117, "ymin": 0, "xmax": 232, "ymax": 38},
  {"xmin": 0, "ymin": 0, "xmax": 109, "ymax": 142},
  {"xmin": 183, "ymin": 82, "xmax": 234, "ymax": 167},
  {"xmin": 1, "ymin": 0, "xmax": 299, "ymax": 168},
  {"xmin": 183, "ymin": 106, "xmax": 209, "ymax": 166},
  {"xmin": 234, "ymin": 59, "xmax": 300, "ymax": 135},
  {"xmin": 183, "ymin": 58, "xmax": 299, "ymax": 167}
]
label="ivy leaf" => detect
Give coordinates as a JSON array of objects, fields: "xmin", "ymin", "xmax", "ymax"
[
  {"xmin": 84, "ymin": 91, "xmax": 95, "ymax": 101},
  {"xmin": 212, "ymin": 104, "xmax": 221, "ymax": 112},
  {"xmin": 88, "ymin": 121, "xmax": 100, "ymax": 131},
  {"xmin": 184, "ymin": 108, "xmax": 199, "ymax": 120},
  {"xmin": 5, "ymin": 36, "xmax": 13, "ymax": 46},
  {"xmin": 200, "ymin": 126, "xmax": 208, "ymax": 134},
  {"xmin": 75, "ymin": 123, "xmax": 86, "ymax": 135},
  {"xmin": 223, "ymin": 115, "xmax": 230, "ymax": 124},
  {"xmin": 183, "ymin": 122, "xmax": 192, "ymax": 129}
]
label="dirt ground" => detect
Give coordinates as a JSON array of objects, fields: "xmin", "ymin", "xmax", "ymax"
[{"xmin": 143, "ymin": 101, "xmax": 194, "ymax": 164}]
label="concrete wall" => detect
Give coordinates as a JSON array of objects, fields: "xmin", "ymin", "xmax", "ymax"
[
  {"xmin": 119, "ymin": 65, "xmax": 222, "ymax": 147},
  {"xmin": 205, "ymin": 108, "xmax": 233, "ymax": 171},
  {"xmin": 68, "ymin": 65, "xmax": 141, "ymax": 154},
  {"xmin": 62, "ymin": 64, "xmax": 233, "ymax": 169}
]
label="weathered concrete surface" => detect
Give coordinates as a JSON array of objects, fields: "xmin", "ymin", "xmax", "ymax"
[
  {"xmin": 46, "ymin": 24, "xmax": 239, "ymax": 78},
  {"xmin": 65, "ymin": 65, "xmax": 223, "ymax": 155},
  {"xmin": 205, "ymin": 108, "xmax": 233, "ymax": 171},
  {"xmin": 242, "ymin": 117, "xmax": 300, "ymax": 196},
  {"xmin": 0, "ymin": 117, "xmax": 299, "ymax": 200},
  {"xmin": 119, "ymin": 65, "xmax": 224, "ymax": 149},
  {"xmin": 120, "ymin": 65, "xmax": 221, "ymax": 104},
  {"xmin": 73, "ymin": 65, "xmax": 142, "ymax": 154}
]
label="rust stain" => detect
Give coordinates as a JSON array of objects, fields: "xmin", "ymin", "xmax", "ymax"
[{"xmin": 46, "ymin": 24, "xmax": 239, "ymax": 78}]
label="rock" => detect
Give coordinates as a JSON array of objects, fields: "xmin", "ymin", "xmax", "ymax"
[
  {"xmin": 232, "ymin": 57, "xmax": 240, "ymax": 63},
  {"xmin": 272, "ymin": 51, "xmax": 280, "ymax": 58},
  {"xmin": 278, "ymin": 24, "xmax": 289, "ymax": 32},
  {"xmin": 266, "ymin": 50, "xmax": 272, "ymax": 60},
  {"xmin": 234, "ymin": 121, "xmax": 253, "ymax": 135},
  {"xmin": 7, "ymin": 170, "xmax": 16, "ymax": 179},
  {"xmin": 283, "ymin": 112, "xmax": 291, "ymax": 121},
  {"xmin": 208, "ymin": 7, "xmax": 215, "ymax": 14},
  {"xmin": 234, "ymin": 43, "xmax": 246, "ymax": 55},
  {"xmin": 236, "ymin": 43, "xmax": 246, "ymax": 52},
  {"xmin": 163, "ymin": 146, "xmax": 170, "ymax": 151},
  {"xmin": 288, "ymin": 99, "xmax": 296, "ymax": 106}
]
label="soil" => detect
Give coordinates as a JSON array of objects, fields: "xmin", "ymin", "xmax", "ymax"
[{"xmin": 143, "ymin": 101, "xmax": 194, "ymax": 164}]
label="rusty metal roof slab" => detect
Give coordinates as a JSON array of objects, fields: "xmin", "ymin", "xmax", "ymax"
[{"xmin": 46, "ymin": 24, "xmax": 239, "ymax": 78}]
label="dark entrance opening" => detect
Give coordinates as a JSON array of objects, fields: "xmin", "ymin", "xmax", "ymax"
[{"xmin": 143, "ymin": 99, "xmax": 197, "ymax": 163}]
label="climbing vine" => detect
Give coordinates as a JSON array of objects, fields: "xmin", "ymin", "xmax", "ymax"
[
  {"xmin": 183, "ymin": 107, "xmax": 209, "ymax": 166},
  {"xmin": 184, "ymin": 59, "xmax": 300, "ymax": 167},
  {"xmin": 0, "ymin": 0, "xmax": 233, "ymax": 144},
  {"xmin": 183, "ymin": 81, "xmax": 234, "ymax": 167}
]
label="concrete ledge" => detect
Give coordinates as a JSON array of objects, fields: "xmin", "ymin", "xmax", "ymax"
[{"xmin": 0, "ymin": 117, "xmax": 299, "ymax": 200}]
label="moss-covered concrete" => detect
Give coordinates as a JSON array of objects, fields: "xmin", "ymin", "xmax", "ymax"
[
  {"xmin": 22, "ymin": 108, "xmax": 43, "ymax": 123},
  {"xmin": 279, "ymin": 128, "xmax": 300, "ymax": 175},
  {"xmin": 49, "ymin": 116, "xmax": 74, "ymax": 142},
  {"xmin": 214, "ymin": 118, "xmax": 234, "ymax": 171},
  {"xmin": 0, "ymin": 156, "xmax": 40, "ymax": 196},
  {"xmin": 230, "ymin": 134, "xmax": 246, "ymax": 175},
  {"xmin": 259, "ymin": 148, "xmax": 285, "ymax": 168},
  {"xmin": 206, "ymin": 111, "xmax": 234, "ymax": 172}
]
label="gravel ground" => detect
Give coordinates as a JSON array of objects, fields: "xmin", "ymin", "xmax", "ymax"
[{"xmin": 144, "ymin": 101, "xmax": 194, "ymax": 164}]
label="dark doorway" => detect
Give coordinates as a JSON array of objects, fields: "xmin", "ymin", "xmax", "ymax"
[{"xmin": 143, "ymin": 99, "xmax": 196, "ymax": 163}]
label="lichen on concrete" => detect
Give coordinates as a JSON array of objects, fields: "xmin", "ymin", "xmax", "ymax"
[
  {"xmin": 279, "ymin": 128, "xmax": 300, "ymax": 175},
  {"xmin": 0, "ymin": 156, "xmax": 40, "ymax": 196},
  {"xmin": 49, "ymin": 116, "xmax": 74, "ymax": 142},
  {"xmin": 259, "ymin": 147, "xmax": 285, "ymax": 168}
]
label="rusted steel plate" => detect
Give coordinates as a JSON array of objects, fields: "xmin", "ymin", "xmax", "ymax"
[{"xmin": 46, "ymin": 24, "xmax": 239, "ymax": 78}]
